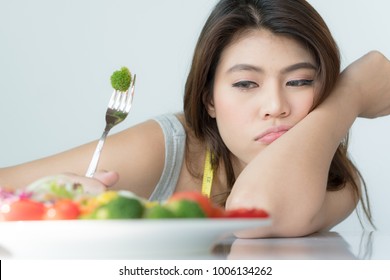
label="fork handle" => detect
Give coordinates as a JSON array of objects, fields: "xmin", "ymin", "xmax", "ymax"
[{"xmin": 85, "ymin": 127, "xmax": 111, "ymax": 178}]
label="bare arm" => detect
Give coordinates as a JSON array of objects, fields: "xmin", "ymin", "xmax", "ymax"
[
  {"xmin": 0, "ymin": 119, "xmax": 166, "ymax": 199},
  {"xmin": 227, "ymin": 51, "xmax": 390, "ymax": 237}
]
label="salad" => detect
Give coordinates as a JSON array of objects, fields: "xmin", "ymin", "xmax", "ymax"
[{"xmin": 0, "ymin": 177, "xmax": 269, "ymax": 221}]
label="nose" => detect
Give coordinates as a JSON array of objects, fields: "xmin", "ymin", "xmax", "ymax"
[{"xmin": 259, "ymin": 85, "xmax": 290, "ymax": 119}]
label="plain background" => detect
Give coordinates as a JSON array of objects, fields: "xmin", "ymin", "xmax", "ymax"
[{"xmin": 1, "ymin": 0, "xmax": 389, "ymax": 232}]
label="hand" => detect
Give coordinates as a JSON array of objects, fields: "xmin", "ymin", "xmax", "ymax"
[
  {"xmin": 62, "ymin": 170, "xmax": 119, "ymax": 194},
  {"xmin": 338, "ymin": 51, "xmax": 390, "ymax": 118},
  {"xmin": 26, "ymin": 170, "xmax": 120, "ymax": 195}
]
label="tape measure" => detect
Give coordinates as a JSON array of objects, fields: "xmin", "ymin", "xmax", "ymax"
[{"xmin": 201, "ymin": 149, "xmax": 214, "ymax": 198}]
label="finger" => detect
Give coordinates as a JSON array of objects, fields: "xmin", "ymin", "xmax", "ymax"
[
  {"xmin": 60, "ymin": 172, "xmax": 106, "ymax": 194},
  {"xmin": 93, "ymin": 170, "xmax": 120, "ymax": 188}
]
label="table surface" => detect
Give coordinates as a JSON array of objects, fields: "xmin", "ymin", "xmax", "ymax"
[
  {"xmin": 1, "ymin": 229, "xmax": 389, "ymax": 260},
  {"xmin": 212, "ymin": 231, "xmax": 390, "ymax": 260}
]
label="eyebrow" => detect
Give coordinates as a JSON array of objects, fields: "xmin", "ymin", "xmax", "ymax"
[
  {"xmin": 281, "ymin": 62, "xmax": 318, "ymax": 74},
  {"xmin": 227, "ymin": 64, "xmax": 263, "ymax": 73},
  {"xmin": 226, "ymin": 62, "xmax": 318, "ymax": 74}
]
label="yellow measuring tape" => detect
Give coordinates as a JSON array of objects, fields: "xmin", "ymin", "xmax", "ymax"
[{"xmin": 201, "ymin": 149, "xmax": 214, "ymax": 198}]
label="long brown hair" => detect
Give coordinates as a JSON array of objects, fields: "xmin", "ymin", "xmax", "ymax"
[{"xmin": 183, "ymin": 0, "xmax": 373, "ymax": 227}]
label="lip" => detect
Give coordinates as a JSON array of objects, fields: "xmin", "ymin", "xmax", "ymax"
[{"xmin": 255, "ymin": 125, "xmax": 291, "ymax": 144}]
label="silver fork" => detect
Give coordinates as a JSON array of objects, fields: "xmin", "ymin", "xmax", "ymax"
[{"xmin": 85, "ymin": 75, "xmax": 136, "ymax": 178}]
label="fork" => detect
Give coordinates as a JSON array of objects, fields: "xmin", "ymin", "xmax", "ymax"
[{"xmin": 85, "ymin": 74, "xmax": 136, "ymax": 178}]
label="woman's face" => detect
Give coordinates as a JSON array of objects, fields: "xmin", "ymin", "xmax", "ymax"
[{"xmin": 210, "ymin": 29, "xmax": 318, "ymax": 166}]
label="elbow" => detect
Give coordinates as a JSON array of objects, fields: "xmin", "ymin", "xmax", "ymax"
[
  {"xmin": 272, "ymin": 216, "xmax": 326, "ymax": 238},
  {"xmin": 226, "ymin": 195, "xmax": 325, "ymax": 238},
  {"xmin": 233, "ymin": 214, "xmax": 325, "ymax": 239}
]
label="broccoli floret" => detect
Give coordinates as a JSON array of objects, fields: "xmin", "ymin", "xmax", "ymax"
[
  {"xmin": 93, "ymin": 196, "xmax": 144, "ymax": 219},
  {"xmin": 143, "ymin": 204, "xmax": 176, "ymax": 219},
  {"xmin": 165, "ymin": 200, "xmax": 206, "ymax": 218},
  {"xmin": 110, "ymin": 66, "xmax": 132, "ymax": 92}
]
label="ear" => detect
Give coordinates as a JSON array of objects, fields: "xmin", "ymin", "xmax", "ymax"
[{"xmin": 206, "ymin": 100, "xmax": 216, "ymax": 118}]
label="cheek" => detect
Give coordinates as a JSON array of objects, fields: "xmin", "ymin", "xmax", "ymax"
[
  {"xmin": 214, "ymin": 98, "xmax": 235, "ymax": 117},
  {"xmin": 212, "ymin": 89, "xmax": 239, "ymax": 120},
  {"xmin": 212, "ymin": 92, "xmax": 245, "ymax": 140},
  {"xmin": 212, "ymin": 92, "xmax": 255, "ymax": 134},
  {"xmin": 291, "ymin": 93, "xmax": 315, "ymax": 119}
]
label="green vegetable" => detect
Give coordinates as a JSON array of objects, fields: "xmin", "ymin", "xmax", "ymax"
[
  {"xmin": 143, "ymin": 204, "xmax": 176, "ymax": 219},
  {"xmin": 110, "ymin": 66, "xmax": 132, "ymax": 92},
  {"xmin": 165, "ymin": 200, "xmax": 206, "ymax": 218},
  {"xmin": 92, "ymin": 196, "xmax": 144, "ymax": 219},
  {"xmin": 26, "ymin": 176, "xmax": 85, "ymax": 202}
]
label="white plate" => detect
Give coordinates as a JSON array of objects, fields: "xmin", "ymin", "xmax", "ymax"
[{"xmin": 0, "ymin": 218, "xmax": 271, "ymax": 259}]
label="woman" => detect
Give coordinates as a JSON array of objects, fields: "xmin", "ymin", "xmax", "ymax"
[{"xmin": 1, "ymin": 0, "xmax": 390, "ymax": 237}]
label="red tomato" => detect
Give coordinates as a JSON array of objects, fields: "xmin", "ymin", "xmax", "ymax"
[
  {"xmin": 224, "ymin": 208, "xmax": 269, "ymax": 218},
  {"xmin": 210, "ymin": 206, "xmax": 225, "ymax": 218},
  {"xmin": 44, "ymin": 199, "xmax": 80, "ymax": 220},
  {"xmin": 168, "ymin": 191, "xmax": 216, "ymax": 217},
  {"xmin": 0, "ymin": 199, "xmax": 45, "ymax": 221}
]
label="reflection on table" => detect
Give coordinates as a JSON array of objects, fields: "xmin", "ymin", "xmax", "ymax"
[{"xmin": 212, "ymin": 231, "xmax": 390, "ymax": 260}]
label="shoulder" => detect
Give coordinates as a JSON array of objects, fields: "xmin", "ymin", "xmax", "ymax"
[{"xmin": 153, "ymin": 113, "xmax": 187, "ymax": 137}]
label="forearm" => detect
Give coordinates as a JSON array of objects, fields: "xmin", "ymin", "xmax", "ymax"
[
  {"xmin": 226, "ymin": 83, "xmax": 360, "ymax": 237},
  {"xmin": 0, "ymin": 148, "xmax": 91, "ymax": 190}
]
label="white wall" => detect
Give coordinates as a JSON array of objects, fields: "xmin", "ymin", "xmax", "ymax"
[{"xmin": 1, "ymin": 0, "xmax": 389, "ymax": 231}]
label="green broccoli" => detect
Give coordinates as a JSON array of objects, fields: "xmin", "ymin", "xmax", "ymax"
[
  {"xmin": 165, "ymin": 200, "xmax": 206, "ymax": 218},
  {"xmin": 92, "ymin": 196, "xmax": 144, "ymax": 219},
  {"xmin": 143, "ymin": 204, "xmax": 176, "ymax": 219},
  {"xmin": 110, "ymin": 66, "xmax": 132, "ymax": 92}
]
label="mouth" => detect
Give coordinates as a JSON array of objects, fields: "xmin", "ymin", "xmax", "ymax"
[{"xmin": 255, "ymin": 126, "xmax": 291, "ymax": 144}]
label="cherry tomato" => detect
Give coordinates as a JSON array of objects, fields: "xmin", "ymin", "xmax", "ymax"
[
  {"xmin": 168, "ymin": 191, "xmax": 216, "ymax": 217},
  {"xmin": 0, "ymin": 199, "xmax": 45, "ymax": 221},
  {"xmin": 44, "ymin": 199, "xmax": 80, "ymax": 220},
  {"xmin": 210, "ymin": 206, "xmax": 225, "ymax": 218},
  {"xmin": 224, "ymin": 208, "xmax": 269, "ymax": 218},
  {"xmin": 78, "ymin": 197, "xmax": 99, "ymax": 217}
]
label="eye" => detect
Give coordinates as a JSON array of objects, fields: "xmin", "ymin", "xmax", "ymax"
[
  {"xmin": 232, "ymin": 80, "xmax": 259, "ymax": 89},
  {"xmin": 286, "ymin": 79, "xmax": 314, "ymax": 87}
]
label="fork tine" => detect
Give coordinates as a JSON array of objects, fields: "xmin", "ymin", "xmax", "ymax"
[
  {"xmin": 108, "ymin": 90, "xmax": 120, "ymax": 109},
  {"xmin": 113, "ymin": 91, "xmax": 123, "ymax": 110},
  {"xmin": 108, "ymin": 90, "xmax": 117, "ymax": 108},
  {"xmin": 118, "ymin": 90, "xmax": 128, "ymax": 111},
  {"xmin": 123, "ymin": 92, "xmax": 132, "ymax": 113},
  {"xmin": 124, "ymin": 74, "xmax": 136, "ymax": 113}
]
